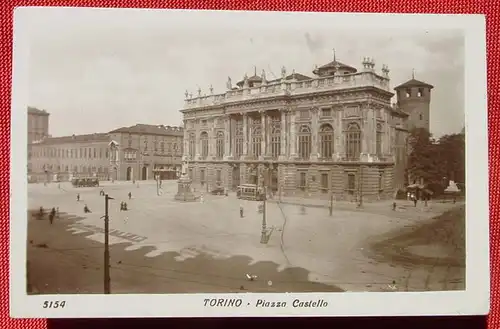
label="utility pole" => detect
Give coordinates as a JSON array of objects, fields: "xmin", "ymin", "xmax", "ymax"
[{"xmin": 104, "ymin": 194, "xmax": 114, "ymax": 294}]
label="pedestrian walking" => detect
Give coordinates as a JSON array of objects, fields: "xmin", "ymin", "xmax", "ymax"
[
  {"xmin": 240, "ymin": 206, "xmax": 244, "ymax": 218},
  {"xmin": 49, "ymin": 207, "xmax": 56, "ymax": 224},
  {"xmin": 76, "ymin": 193, "xmax": 80, "ymax": 202},
  {"xmin": 84, "ymin": 204, "xmax": 92, "ymax": 213},
  {"xmin": 392, "ymin": 202, "xmax": 397, "ymax": 211},
  {"xmin": 120, "ymin": 201, "xmax": 128, "ymax": 211},
  {"xmin": 128, "ymin": 192, "xmax": 132, "ymax": 200},
  {"xmin": 37, "ymin": 206, "xmax": 45, "ymax": 220},
  {"xmin": 413, "ymin": 196, "xmax": 418, "ymax": 207}
]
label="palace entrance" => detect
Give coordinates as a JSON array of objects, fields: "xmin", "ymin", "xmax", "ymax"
[
  {"xmin": 270, "ymin": 169, "xmax": 278, "ymax": 192},
  {"xmin": 232, "ymin": 165, "xmax": 240, "ymax": 190}
]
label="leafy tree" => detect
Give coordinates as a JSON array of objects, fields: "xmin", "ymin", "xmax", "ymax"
[
  {"xmin": 406, "ymin": 128, "xmax": 445, "ymax": 188},
  {"xmin": 436, "ymin": 133, "xmax": 465, "ymax": 185},
  {"xmin": 406, "ymin": 128, "xmax": 465, "ymax": 195}
]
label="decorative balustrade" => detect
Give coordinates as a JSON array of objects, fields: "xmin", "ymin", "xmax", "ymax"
[{"xmin": 183, "ymin": 71, "xmax": 391, "ymax": 109}]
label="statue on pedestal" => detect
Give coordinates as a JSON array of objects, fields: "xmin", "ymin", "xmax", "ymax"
[{"xmin": 174, "ymin": 172, "xmax": 197, "ymax": 202}]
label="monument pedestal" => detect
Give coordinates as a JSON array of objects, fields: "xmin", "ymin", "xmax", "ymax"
[{"xmin": 174, "ymin": 173, "xmax": 197, "ymax": 202}]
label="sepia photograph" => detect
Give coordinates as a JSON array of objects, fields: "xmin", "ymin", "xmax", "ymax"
[{"xmin": 10, "ymin": 8, "xmax": 488, "ymax": 318}]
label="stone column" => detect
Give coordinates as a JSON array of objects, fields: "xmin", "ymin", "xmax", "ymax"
[
  {"xmin": 361, "ymin": 107, "xmax": 369, "ymax": 157},
  {"xmin": 265, "ymin": 114, "xmax": 272, "ymax": 157},
  {"xmin": 371, "ymin": 110, "xmax": 376, "ymax": 156},
  {"xmin": 183, "ymin": 122, "xmax": 189, "ymax": 160},
  {"xmin": 333, "ymin": 108, "xmax": 346, "ymax": 160},
  {"xmin": 384, "ymin": 108, "xmax": 390, "ymax": 156},
  {"xmin": 224, "ymin": 116, "xmax": 231, "ymax": 159},
  {"xmin": 290, "ymin": 110, "xmax": 297, "ymax": 158},
  {"xmin": 195, "ymin": 120, "xmax": 200, "ymax": 160},
  {"xmin": 208, "ymin": 121, "xmax": 215, "ymax": 158},
  {"xmin": 260, "ymin": 111, "xmax": 266, "ymax": 158},
  {"xmin": 279, "ymin": 109, "xmax": 287, "ymax": 160},
  {"xmin": 310, "ymin": 107, "xmax": 319, "ymax": 160},
  {"xmin": 230, "ymin": 116, "xmax": 235, "ymax": 158},
  {"xmin": 242, "ymin": 113, "xmax": 248, "ymax": 156}
]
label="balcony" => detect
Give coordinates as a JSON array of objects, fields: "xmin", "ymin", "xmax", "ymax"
[{"xmin": 183, "ymin": 71, "xmax": 391, "ymax": 110}]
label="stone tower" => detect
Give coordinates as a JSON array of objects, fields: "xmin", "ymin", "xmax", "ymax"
[{"xmin": 394, "ymin": 74, "xmax": 434, "ymax": 131}]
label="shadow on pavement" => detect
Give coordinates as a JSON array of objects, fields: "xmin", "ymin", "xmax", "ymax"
[{"xmin": 27, "ymin": 210, "xmax": 344, "ymax": 295}]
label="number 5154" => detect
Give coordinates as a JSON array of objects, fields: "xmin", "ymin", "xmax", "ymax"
[{"xmin": 43, "ymin": 301, "xmax": 66, "ymax": 309}]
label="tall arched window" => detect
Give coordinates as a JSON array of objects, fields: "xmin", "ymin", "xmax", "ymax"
[
  {"xmin": 235, "ymin": 121, "xmax": 244, "ymax": 159},
  {"xmin": 376, "ymin": 123, "xmax": 383, "ymax": 156},
  {"xmin": 200, "ymin": 132, "xmax": 209, "ymax": 158},
  {"xmin": 271, "ymin": 116, "xmax": 281, "ymax": 158},
  {"xmin": 188, "ymin": 133, "xmax": 196, "ymax": 158},
  {"xmin": 319, "ymin": 124, "xmax": 334, "ymax": 159},
  {"xmin": 216, "ymin": 131, "xmax": 224, "ymax": 159},
  {"xmin": 345, "ymin": 122, "xmax": 361, "ymax": 160},
  {"xmin": 298, "ymin": 125, "xmax": 311, "ymax": 160},
  {"xmin": 252, "ymin": 126, "xmax": 262, "ymax": 157}
]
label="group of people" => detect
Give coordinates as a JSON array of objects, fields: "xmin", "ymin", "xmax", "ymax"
[
  {"xmin": 37, "ymin": 206, "xmax": 58, "ymax": 224},
  {"xmin": 38, "ymin": 187, "xmax": 136, "ymax": 225}
]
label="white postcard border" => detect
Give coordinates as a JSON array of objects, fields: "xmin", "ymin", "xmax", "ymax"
[{"xmin": 10, "ymin": 8, "xmax": 489, "ymax": 318}]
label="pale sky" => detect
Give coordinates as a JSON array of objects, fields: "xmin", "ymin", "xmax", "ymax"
[{"xmin": 24, "ymin": 8, "xmax": 465, "ymax": 138}]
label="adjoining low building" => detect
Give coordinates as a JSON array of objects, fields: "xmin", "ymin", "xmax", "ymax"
[
  {"xmin": 107, "ymin": 124, "xmax": 184, "ymax": 181},
  {"xmin": 29, "ymin": 133, "xmax": 112, "ymax": 183},
  {"xmin": 28, "ymin": 124, "xmax": 184, "ymax": 183}
]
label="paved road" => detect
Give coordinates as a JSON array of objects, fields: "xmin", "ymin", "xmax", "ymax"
[{"xmin": 28, "ymin": 181, "xmax": 462, "ymax": 292}]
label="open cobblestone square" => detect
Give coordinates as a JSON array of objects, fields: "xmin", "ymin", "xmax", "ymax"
[{"xmin": 27, "ymin": 180, "xmax": 465, "ymax": 293}]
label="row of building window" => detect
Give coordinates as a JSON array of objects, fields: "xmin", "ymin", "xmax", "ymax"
[
  {"xmin": 31, "ymin": 147, "xmax": 110, "ymax": 160},
  {"xmin": 126, "ymin": 137, "xmax": 182, "ymax": 154},
  {"xmin": 297, "ymin": 171, "xmax": 384, "ymax": 192},
  {"xmin": 123, "ymin": 150, "xmax": 181, "ymax": 162},
  {"xmin": 188, "ymin": 122, "xmax": 384, "ymax": 160},
  {"xmin": 185, "ymin": 168, "xmax": 385, "ymax": 193}
]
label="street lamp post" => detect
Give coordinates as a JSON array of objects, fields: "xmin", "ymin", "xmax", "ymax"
[
  {"xmin": 260, "ymin": 167, "xmax": 272, "ymax": 244},
  {"xmin": 260, "ymin": 185, "xmax": 268, "ymax": 244},
  {"xmin": 103, "ymin": 193, "xmax": 114, "ymax": 294}
]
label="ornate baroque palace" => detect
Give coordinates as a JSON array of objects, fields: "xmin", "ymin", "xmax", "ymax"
[{"xmin": 180, "ymin": 54, "xmax": 433, "ymax": 201}]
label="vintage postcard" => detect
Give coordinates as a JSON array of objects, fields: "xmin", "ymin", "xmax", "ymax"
[{"xmin": 10, "ymin": 7, "xmax": 489, "ymax": 318}]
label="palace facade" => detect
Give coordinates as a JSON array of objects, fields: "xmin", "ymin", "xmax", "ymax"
[{"xmin": 180, "ymin": 56, "xmax": 433, "ymax": 201}]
